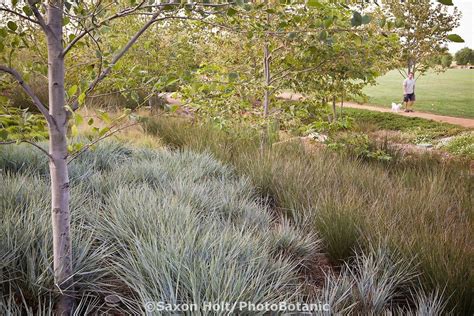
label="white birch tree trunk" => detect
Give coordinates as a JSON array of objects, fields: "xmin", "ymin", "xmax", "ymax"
[{"xmin": 46, "ymin": 3, "xmax": 74, "ymax": 314}]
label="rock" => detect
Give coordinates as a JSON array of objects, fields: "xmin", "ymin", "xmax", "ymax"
[
  {"xmin": 104, "ymin": 294, "xmax": 122, "ymax": 307},
  {"xmin": 417, "ymin": 143, "xmax": 433, "ymax": 149},
  {"xmin": 435, "ymin": 136, "xmax": 455, "ymax": 149},
  {"xmin": 308, "ymin": 132, "xmax": 329, "ymax": 143}
]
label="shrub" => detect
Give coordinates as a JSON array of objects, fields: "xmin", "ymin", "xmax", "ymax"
[
  {"xmin": 346, "ymin": 108, "xmax": 464, "ymax": 139},
  {"xmin": 0, "ymin": 105, "xmax": 48, "ymax": 141}
]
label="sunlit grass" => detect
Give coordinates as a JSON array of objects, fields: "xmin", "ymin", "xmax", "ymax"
[{"xmin": 359, "ymin": 69, "xmax": 474, "ymax": 118}]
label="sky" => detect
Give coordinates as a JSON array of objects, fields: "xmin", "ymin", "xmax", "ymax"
[{"xmin": 448, "ymin": 0, "xmax": 474, "ymax": 53}]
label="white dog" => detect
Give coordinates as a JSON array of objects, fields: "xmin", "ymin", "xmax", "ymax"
[{"xmin": 391, "ymin": 102, "xmax": 402, "ymax": 112}]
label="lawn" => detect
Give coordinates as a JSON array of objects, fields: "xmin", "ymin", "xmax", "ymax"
[{"xmin": 360, "ymin": 69, "xmax": 474, "ymax": 118}]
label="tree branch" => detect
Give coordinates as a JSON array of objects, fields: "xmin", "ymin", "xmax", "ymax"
[
  {"xmin": 397, "ymin": 68, "xmax": 407, "ymax": 78},
  {"xmin": 63, "ymin": 2, "xmax": 237, "ymax": 57},
  {"xmin": 0, "ymin": 140, "xmax": 53, "ymax": 160},
  {"xmin": 0, "ymin": 65, "xmax": 54, "ymax": 127},
  {"xmin": 270, "ymin": 60, "xmax": 327, "ymax": 85},
  {"xmin": 0, "ymin": 7, "xmax": 40, "ymax": 25},
  {"xmin": 67, "ymin": 122, "xmax": 139, "ymax": 164},
  {"xmin": 62, "ymin": 0, "xmax": 148, "ymax": 57},
  {"xmin": 27, "ymin": 0, "xmax": 52, "ymax": 35},
  {"xmin": 71, "ymin": 11, "xmax": 171, "ymax": 110}
]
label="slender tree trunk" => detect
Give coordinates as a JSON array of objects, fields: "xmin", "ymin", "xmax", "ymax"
[
  {"xmin": 332, "ymin": 95, "xmax": 337, "ymax": 121},
  {"xmin": 263, "ymin": 43, "xmax": 270, "ymax": 117},
  {"xmin": 260, "ymin": 43, "xmax": 271, "ymax": 152},
  {"xmin": 47, "ymin": 3, "xmax": 74, "ymax": 314},
  {"xmin": 340, "ymin": 89, "xmax": 344, "ymax": 118}
]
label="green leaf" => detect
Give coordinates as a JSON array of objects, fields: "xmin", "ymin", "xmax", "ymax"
[
  {"xmin": 12, "ymin": 0, "xmax": 18, "ymax": 7},
  {"xmin": 319, "ymin": 30, "xmax": 328, "ymax": 41},
  {"xmin": 395, "ymin": 18, "xmax": 405, "ymax": 28},
  {"xmin": 71, "ymin": 124, "xmax": 79, "ymax": 137},
  {"xmin": 351, "ymin": 11, "xmax": 362, "ymax": 27},
  {"xmin": 0, "ymin": 28, "xmax": 7, "ymax": 38},
  {"xmin": 62, "ymin": 17, "xmax": 70, "ymax": 26},
  {"xmin": 447, "ymin": 34, "xmax": 464, "ymax": 43},
  {"xmin": 7, "ymin": 21, "xmax": 18, "ymax": 32},
  {"xmin": 88, "ymin": 118, "xmax": 94, "ymax": 126},
  {"xmin": 324, "ymin": 18, "xmax": 333, "ymax": 28},
  {"xmin": 168, "ymin": 104, "xmax": 179, "ymax": 113},
  {"xmin": 68, "ymin": 85, "xmax": 78, "ymax": 96},
  {"xmin": 22, "ymin": 5, "xmax": 33, "ymax": 16},
  {"xmin": 131, "ymin": 91, "xmax": 139, "ymax": 103},
  {"xmin": 74, "ymin": 112, "xmax": 83, "ymax": 126},
  {"xmin": 437, "ymin": 0, "xmax": 453, "ymax": 5},
  {"xmin": 98, "ymin": 111, "xmax": 111, "ymax": 124},
  {"xmin": 68, "ymin": 142, "xmax": 83, "ymax": 153},
  {"xmin": 100, "ymin": 26, "xmax": 111, "ymax": 34},
  {"xmin": 228, "ymin": 72, "xmax": 239, "ymax": 81},
  {"xmin": 353, "ymin": 35, "xmax": 362, "ymax": 45},
  {"xmin": 99, "ymin": 127, "xmax": 110, "ymax": 137},
  {"xmin": 379, "ymin": 17, "xmax": 386, "ymax": 28},
  {"xmin": 307, "ymin": 0, "xmax": 323, "ymax": 8},
  {"xmin": 278, "ymin": 21, "xmax": 288, "ymax": 28},
  {"xmin": 227, "ymin": 7, "xmax": 238, "ymax": 16},
  {"xmin": 165, "ymin": 78, "xmax": 179, "ymax": 87},
  {"xmin": 0, "ymin": 129, "xmax": 8, "ymax": 140},
  {"xmin": 288, "ymin": 32, "xmax": 297, "ymax": 40},
  {"xmin": 362, "ymin": 15, "xmax": 371, "ymax": 25},
  {"xmin": 78, "ymin": 92, "xmax": 86, "ymax": 105}
]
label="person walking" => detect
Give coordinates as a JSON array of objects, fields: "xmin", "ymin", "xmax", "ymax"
[{"xmin": 403, "ymin": 72, "xmax": 416, "ymax": 112}]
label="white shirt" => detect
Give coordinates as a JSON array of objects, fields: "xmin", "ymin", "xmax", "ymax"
[{"xmin": 403, "ymin": 78, "xmax": 415, "ymax": 94}]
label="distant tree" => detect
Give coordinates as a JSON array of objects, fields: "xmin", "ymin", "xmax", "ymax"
[
  {"xmin": 441, "ymin": 53, "xmax": 453, "ymax": 67},
  {"xmin": 382, "ymin": 0, "xmax": 462, "ymax": 77},
  {"xmin": 455, "ymin": 47, "xmax": 474, "ymax": 65}
]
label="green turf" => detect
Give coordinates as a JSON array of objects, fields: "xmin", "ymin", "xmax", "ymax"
[{"xmin": 360, "ymin": 69, "xmax": 474, "ymax": 118}]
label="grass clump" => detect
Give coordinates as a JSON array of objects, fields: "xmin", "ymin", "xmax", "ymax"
[
  {"xmin": 441, "ymin": 132, "xmax": 474, "ymax": 159},
  {"xmin": 318, "ymin": 244, "xmax": 448, "ymax": 315},
  {"xmin": 142, "ymin": 116, "xmax": 473, "ymax": 315},
  {"xmin": 1, "ymin": 141, "xmax": 315, "ymax": 314}
]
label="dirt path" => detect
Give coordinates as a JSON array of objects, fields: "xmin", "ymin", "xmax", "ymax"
[{"xmin": 277, "ymin": 92, "xmax": 474, "ymax": 128}]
